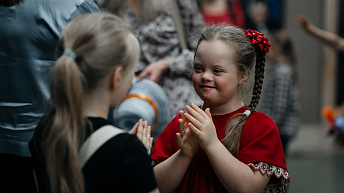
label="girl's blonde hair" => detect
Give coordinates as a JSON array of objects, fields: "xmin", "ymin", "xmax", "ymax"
[
  {"xmin": 43, "ymin": 13, "xmax": 138, "ymax": 193},
  {"xmin": 194, "ymin": 25, "xmax": 266, "ymax": 156}
]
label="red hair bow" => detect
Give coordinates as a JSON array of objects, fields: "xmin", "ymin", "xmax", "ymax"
[{"xmin": 244, "ymin": 29, "xmax": 271, "ymax": 53}]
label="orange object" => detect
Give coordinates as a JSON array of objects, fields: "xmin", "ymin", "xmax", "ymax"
[
  {"xmin": 123, "ymin": 94, "xmax": 159, "ymax": 132},
  {"xmin": 322, "ymin": 106, "xmax": 336, "ymax": 124}
]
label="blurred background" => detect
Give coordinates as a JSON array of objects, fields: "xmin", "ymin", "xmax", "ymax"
[{"xmin": 247, "ymin": 0, "xmax": 344, "ymax": 192}]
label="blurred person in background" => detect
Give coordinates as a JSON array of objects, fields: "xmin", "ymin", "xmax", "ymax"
[
  {"xmin": 260, "ymin": 29, "xmax": 300, "ymax": 158},
  {"xmin": 296, "ymin": 15, "xmax": 344, "ymax": 53},
  {"xmin": 97, "ymin": 0, "xmax": 205, "ymax": 115},
  {"xmin": 196, "ymin": 0, "xmax": 245, "ymax": 28},
  {"xmin": 0, "ymin": 0, "xmax": 99, "ymax": 192},
  {"xmin": 245, "ymin": 1, "xmax": 280, "ymax": 36}
]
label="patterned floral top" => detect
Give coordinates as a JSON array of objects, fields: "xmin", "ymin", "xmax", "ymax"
[{"xmin": 127, "ymin": 0, "xmax": 205, "ymax": 115}]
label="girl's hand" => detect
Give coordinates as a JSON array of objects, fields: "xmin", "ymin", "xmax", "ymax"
[
  {"xmin": 176, "ymin": 110, "xmax": 199, "ymax": 159},
  {"xmin": 184, "ymin": 104, "xmax": 219, "ymax": 149},
  {"xmin": 129, "ymin": 119, "xmax": 153, "ymax": 155}
]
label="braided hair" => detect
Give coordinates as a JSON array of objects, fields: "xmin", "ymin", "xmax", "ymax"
[{"xmin": 194, "ymin": 26, "xmax": 270, "ymax": 156}]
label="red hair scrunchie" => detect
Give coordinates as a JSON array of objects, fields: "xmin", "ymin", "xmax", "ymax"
[{"xmin": 244, "ymin": 29, "xmax": 271, "ymax": 53}]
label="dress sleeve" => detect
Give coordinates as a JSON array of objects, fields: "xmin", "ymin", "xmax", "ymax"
[
  {"xmin": 151, "ymin": 115, "xmax": 180, "ymax": 163},
  {"xmin": 237, "ymin": 112, "xmax": 290, "ymax": 192},
  {"xmin": 237, "ymin": 112, "xmax": 287, "ymax": 169}
]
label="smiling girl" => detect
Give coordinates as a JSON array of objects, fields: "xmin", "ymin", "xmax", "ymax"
[{"xmin": 151, "ymin": 26, "xmax": 290, "ymax": 193}]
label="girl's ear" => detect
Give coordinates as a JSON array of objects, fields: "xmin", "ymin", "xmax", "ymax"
[
  {"xmin": 239, "ymin": 70, "xmax": 250, "ymax": 85},
  {"xmin": 111, "ymin": 66, "xmax": 124, "ymax": 91}
]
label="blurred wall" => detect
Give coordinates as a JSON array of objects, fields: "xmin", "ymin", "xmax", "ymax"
[{"xmin": 284, "ymin": 0, "xmax": 339, "ymax": 124}]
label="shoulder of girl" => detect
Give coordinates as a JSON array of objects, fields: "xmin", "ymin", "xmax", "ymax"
[
  {"xmin": 246, "ymin": 111, "xmax": 277, "ymax": 129},
  {"xmin": 104, "ymin": 133, "xmax": 145, "ymax": 150}
]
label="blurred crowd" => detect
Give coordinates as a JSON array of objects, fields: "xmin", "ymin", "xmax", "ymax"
[{"xmin": 1, "ymin": 0, "xmax": 343, "ymax": 193}]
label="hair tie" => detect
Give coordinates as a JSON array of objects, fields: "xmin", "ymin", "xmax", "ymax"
[
  {"xmin": 244, "ymin": 29, "xmax": 271, "ymax": 53},
  {"xmin": 243, "ymin": 110, "xmax": 251, "ymax": 117},
  {"xmin": 63, "ymin": 50, "xmax": 77, "ymax": 60}
]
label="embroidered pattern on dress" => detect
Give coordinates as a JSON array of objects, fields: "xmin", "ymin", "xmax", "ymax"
[{"xmin": 247, "ymin": 162, "xmax": 290, "ymax": 193}]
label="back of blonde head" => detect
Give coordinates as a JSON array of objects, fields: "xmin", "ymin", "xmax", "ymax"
[{"xmin": 43, "ymin": 13, "xmax": 137, "ymax": 193}]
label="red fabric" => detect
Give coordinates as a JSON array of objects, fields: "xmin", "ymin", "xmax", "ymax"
[
  {"xmin": 202, "ymin": 0, "xmax": 245, "ymax": 28},
  {"xmin": 230, "ymin": 0, "xmax": 245, "ymax": 28},
  {"xmin": 203, "ymin": 11, "xmax": 232, "ymax": 27},
  {"xmin": 151, "ymin": 105, "xmax": 288, "ymax": 193}
]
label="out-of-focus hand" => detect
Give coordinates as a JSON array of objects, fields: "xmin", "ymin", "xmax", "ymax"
[
  {"xmin": 176, "ymin": 110, "xmax": 199, "ymax": 159},
  {"xmin": 129, "ymin": 119, "xmax": 153, "ymax": 155},
  {"xmin": 184, "ymin": 104, "xmax": 219, "ymax": 150},
  {"xmin": 295, "ymin": 15, "xmax": 313, "ymax": 33},
  {"xmin": 136, "ymin": 60, "xmax": 170, "ymax": 83}
]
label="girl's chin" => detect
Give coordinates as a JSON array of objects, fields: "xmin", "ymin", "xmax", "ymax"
[{"xmin": 200, "ymin": 98, "xmax": 218, "ymax": 105}]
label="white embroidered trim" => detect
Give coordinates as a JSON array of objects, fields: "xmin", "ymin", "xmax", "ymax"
[{"xmin": 247, "ymin": 162, "xmax": 290, "ymax": 192}]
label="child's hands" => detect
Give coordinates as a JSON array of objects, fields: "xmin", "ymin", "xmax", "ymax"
[
  {"xmin": 176, "ymin": 110, "xmax": 199, "ymax": 159},
  {"xmin": 129, "ymin": 119, "xmax": 153, "ymax": 155},
  {"xmin": 184, "ymin": 104, "xmax": 219, "ymax": 150}
]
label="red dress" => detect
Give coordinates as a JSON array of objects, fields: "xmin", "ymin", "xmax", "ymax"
[{"xmin": 151, "ymin": 106, "xmax": 290, "ymax": 193}]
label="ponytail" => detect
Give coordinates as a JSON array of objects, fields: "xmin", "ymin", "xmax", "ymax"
[
  {"xmin": 43, "ymin": 54, "xmax": 85, "ymax": 193},
  {"xmin": 41, "ymin": 13, "xmax": 137, "ymax": 193}
]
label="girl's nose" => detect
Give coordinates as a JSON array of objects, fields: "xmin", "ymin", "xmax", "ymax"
[{"xmin": 201, "ymin": 71, "xmax": 213, "ymax": 82}]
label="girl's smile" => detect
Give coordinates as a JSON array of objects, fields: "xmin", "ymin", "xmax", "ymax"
[
  {"xmin": 200, "ymin": 84, "xmax": 216, "ymax": 90},
  {"xmin": 193, "ymin": 40, "xmax": 247, "ymax": 111}
]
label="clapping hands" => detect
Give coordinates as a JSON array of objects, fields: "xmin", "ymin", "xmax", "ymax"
[
  {"xmin": 129, "ymin": 119, "xmax": 153, "ymax": 155},
  {"xmin": 184, "ymin": 104, "xmax": 219, "ymax": 150},
  {"xmin": 176, "ymin": 110, "xmax": 199, "ymax": 158},
  {"xmin": 177, "ymin": 104, "xmax": 219, "ymax": 156}
]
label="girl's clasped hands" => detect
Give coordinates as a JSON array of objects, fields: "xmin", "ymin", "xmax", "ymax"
[{"xmin": 177, "ymin": 104, "xmax": 218, "ymax": 156}]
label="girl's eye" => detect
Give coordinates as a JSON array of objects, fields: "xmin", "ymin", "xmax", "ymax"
[
  {"xmin": 194, "ymin": 65, "xmax": 203, "ymax": 72},
  {"xmin": 214, "ymin": 69, "xmax": 222, "ymax": 73}
]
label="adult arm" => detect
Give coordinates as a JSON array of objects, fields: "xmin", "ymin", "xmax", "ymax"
[
  {"xmin": 137, "ymin": 0, "xmax": 205, "ymax": 83},
  {"xmin": 135, "ymin": 11, "xmax": 196, "ymax": 82},
  {"xmin": 295, "ymin": 15, "xmax": 344, "ymax": 52},
  {"xmin": 137, "ymin": 50, "xmax": 195, "ymax": 82}
]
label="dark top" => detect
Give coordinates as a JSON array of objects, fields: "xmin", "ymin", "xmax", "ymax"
[
  {"xmin": 29, "ymin": 116, "xmax": 157, "ymax": 193},
  {"xmin": 0, "ymin": 0, "xmax": 100, "ymax": 157}
]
